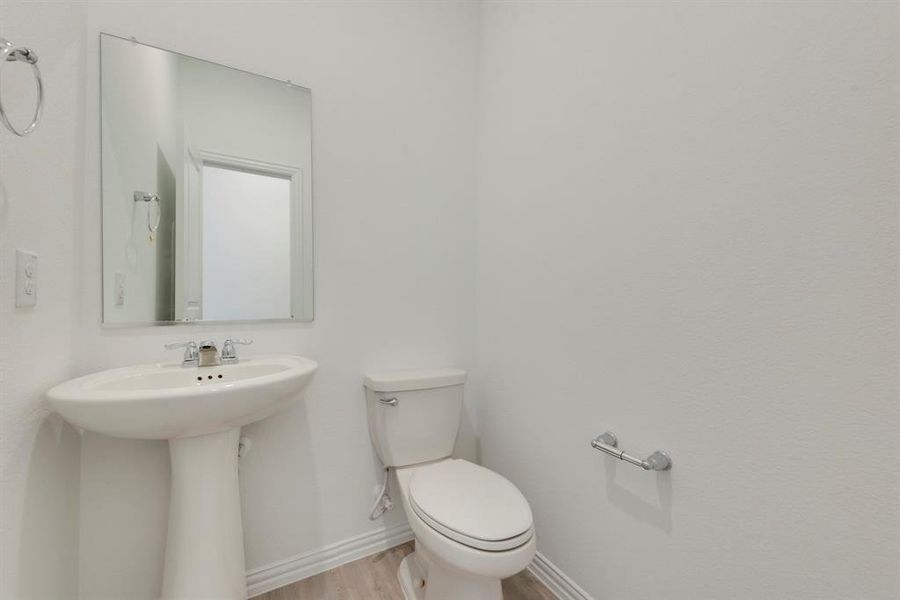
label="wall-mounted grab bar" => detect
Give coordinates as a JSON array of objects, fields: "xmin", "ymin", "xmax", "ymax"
[{"xmin": 591, "ymin": 431, "xmax": 672, "ymax": 471}]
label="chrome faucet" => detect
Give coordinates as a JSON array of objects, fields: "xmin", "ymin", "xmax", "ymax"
[
  {"xmin": 197, "ymin": 341, "xmax": 221, "ymax": 367},
  {"xmin": 165, "ymin": 341, "xmax": 199, "ymax": 367},
  {"xmin": 221, "ymin": 338, "xmax": 253, "ymax": 364},
  {"xmin": 166, "ymin": 338, "xmax": 250, "ymax": 367}
]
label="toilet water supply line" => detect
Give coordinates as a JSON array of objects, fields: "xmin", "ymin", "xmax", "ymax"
[{"xmin": 369, "ymin": 467, "xmax": 394, "ymax": 520}]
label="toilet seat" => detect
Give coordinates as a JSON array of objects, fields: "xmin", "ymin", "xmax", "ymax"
[{"xmin": 408, "ymin": 459, "xmax": 534, "ymax": 552}]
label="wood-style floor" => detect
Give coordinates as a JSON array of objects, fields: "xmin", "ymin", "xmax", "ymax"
[{"xmin": 252, "ymin": 541, "xmax": 556, "ymax": 600}]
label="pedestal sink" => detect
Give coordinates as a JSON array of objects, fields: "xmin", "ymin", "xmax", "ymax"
[{"xmin": 47, "ymin": 354, "xmax": 317, "ymax": 599}]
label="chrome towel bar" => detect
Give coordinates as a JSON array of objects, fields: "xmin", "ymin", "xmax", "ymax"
[{"xmin": 591, "ymin": 431, "xmax": 672, "ymax": 471}]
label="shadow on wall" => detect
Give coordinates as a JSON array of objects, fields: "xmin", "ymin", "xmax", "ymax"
[
  {"xmin": 0, "ymin": 178, "xmax": 8, "ymax": 226},
  {"xmin": 16, "ymin": 414, "xmax": 81, "ymax": 600},
  {"xmin": 604, "ymin": 459, "xmax": 673, "ymax": 534},
  {"xmin": 155, "ymin": 145, "xmax": 176, "ymax": 322},
  {"xmin": 78, "ymin": 433, "xmax": 170, "ymax": 599},
  {"xmin": 240, "ymin": 395, "xmax": 324, "ymax": 575},
  {"xmin": 457, "ymin": 402, "xmax": 477, "ymax": 464}
]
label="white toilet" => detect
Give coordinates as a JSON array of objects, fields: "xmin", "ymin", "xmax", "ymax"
[{"xmin": 365, "ymin": 368, "xmax": 536, "ymax": 600}]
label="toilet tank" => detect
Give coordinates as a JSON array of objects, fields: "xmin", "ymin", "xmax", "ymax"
[{"xmin": 364, "ymin": 368, "xmax": 466, "ymax": 467}]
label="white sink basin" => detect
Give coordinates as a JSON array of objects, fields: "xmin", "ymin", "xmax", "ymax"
[
  {"xmin": 47, "ymin": 353, "xmax": 317, "ymax": 600},
  {"xmin": 48, "ymin": 354, "xmax": 317, "ymax": 440}
]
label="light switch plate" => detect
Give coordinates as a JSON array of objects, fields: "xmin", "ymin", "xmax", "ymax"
[{"xmin": 15, "ymin": 249, "xmax": 37, "ymax": 307}]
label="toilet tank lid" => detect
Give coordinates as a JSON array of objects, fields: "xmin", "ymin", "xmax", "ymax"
[{"xmin": 364, "ymin": 368, "xmax": 466, "ymax": 392}]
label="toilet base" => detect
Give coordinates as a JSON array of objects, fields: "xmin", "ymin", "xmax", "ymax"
[
  {"xmin": 398, "ymin": 550, "xmax": 503, "ymax": 600},
  {"xmin": 398, "ymin": 553, "xmax": 427, "ymax": 600}
]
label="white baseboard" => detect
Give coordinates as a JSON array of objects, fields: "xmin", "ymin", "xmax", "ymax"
[
  {"xmin": 527, "ymin": 551, "xmax": 594, "ymax": 600},
  {"xmin": 245, "ymin": 523, "xmax": 414, "ymax": 597},
  {"xmin": 246, "ymin": 526, "xmax": 591, "ymax": 600}
]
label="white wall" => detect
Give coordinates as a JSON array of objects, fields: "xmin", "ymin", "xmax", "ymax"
[
  {"xmin": 475, "ymin": 2, "xmax": 899, "ymax": 599},
  {"xmin": 0, "ymin": 2, "xmax": 87, "ymax": 598},
  {"xmin": 76, "ymin": 2, "xmax": 479, "ymax": 599}
]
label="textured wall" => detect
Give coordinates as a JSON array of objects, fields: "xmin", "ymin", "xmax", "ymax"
[
  {"xmin": 475, "ymin": 2, "xmax": 899, "ymax": 599},
  {"xmin": 0, "ymin": 2, "xmax": 87, "ymax": 598}
]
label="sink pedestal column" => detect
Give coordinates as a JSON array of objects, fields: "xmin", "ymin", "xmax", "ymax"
[{"xmin": 162, "ymin": 427, "xmax": 247, "ymax": 599}]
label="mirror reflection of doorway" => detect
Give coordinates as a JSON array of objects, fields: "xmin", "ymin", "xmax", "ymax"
[{"xmin": 200, "ymin": 164, "xmax": 292, "ymax": 321}]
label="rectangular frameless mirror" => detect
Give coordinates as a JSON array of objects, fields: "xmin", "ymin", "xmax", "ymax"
[{"xmin": 100, "ymin": 33, "xmax": 313, "ymax": 325}]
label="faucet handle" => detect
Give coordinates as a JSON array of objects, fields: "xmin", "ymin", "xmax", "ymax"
[
  {"xmin": 221, "ymin": 338, "xmax": 252, "ymax": 363},
  {"xmin": 165, "ymin": 341, "xmax": 198, "ymax": 366}
]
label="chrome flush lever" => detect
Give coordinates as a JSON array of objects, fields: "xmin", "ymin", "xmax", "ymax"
[{"xmin": 379, "ymin": 397, "xmax": 398, "ymax": 407}]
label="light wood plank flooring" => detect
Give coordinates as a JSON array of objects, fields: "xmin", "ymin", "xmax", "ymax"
[{"xmin": 252, "ymin": 541, "xmax": 556, "ymax": 600}]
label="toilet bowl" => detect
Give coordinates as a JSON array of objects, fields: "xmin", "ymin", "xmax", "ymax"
[
  {"xmin": 364, "ymin": 369, "xmax": 536, "ymax": 600},
  {"xmin": 395, "ymin": 459, "xmax": 536, "ymax": 600}
]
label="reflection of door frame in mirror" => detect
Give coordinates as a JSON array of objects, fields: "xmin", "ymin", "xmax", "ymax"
[{"xmin": 180, "ymin": 148, "xmax": 308, "ymax": 322}]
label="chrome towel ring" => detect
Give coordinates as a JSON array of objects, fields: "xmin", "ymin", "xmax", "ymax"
[
  {"xmin": 134, "ymin": 191, "xmax": 161, "ymax": 233},
  {"xmin": 0, "ymin": 37, "xmax": 43, "ymax": 137}
]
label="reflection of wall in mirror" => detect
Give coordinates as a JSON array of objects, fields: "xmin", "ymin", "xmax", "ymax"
[
  {"xmin": 101, "ymin": 38, "xmax": 179, "ymax": 323},
  {"xmin": 175, "ymin": 56, "xmax": 311, "ymax": 322}
]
